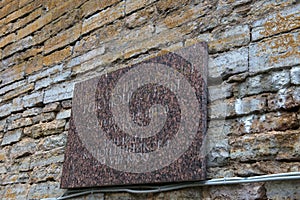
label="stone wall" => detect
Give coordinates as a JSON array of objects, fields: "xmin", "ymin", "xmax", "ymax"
[{"xmin": 0, "ymin": 0, "xmax": 299, "ymax": 199}]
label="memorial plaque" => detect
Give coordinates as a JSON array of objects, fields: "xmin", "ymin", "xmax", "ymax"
[{"xmin": 61, "ymin": 42, "xmax": 208, "ymax": 188}]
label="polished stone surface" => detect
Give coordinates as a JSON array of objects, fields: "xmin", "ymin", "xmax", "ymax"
[{"xmin": 61, "ymin": 42, "xmax": 208, "ymax": 188}]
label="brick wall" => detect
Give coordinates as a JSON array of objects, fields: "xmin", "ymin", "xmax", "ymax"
[{"xmin": 0, "ymin": 0, "xmax": 299, "ymax": 199}]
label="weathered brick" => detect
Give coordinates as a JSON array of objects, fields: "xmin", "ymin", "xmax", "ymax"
[
  {"xmin": 44, "ymin": 23, "xmax": 81, "ymax": 54},
  {"xmin": 252, "ymin": 4, "xmax": 300, "ymax": 41},
  {"xmin": 17, "ymin": 12, "xmax": 52, "ymax": 40},
  {"xmin": 235, "ymin": 95, "xmax": 267, "ymax": 115},
  {"xmin": 1, "ymin": 129, "xmax": 22, "ymax": 146},
  {"xmin": 2, "ymin": 83, "xmax": 34, "ymax": 102},
  {"xmin": 0, "ymin": 0, "xmax": 18, "ymax": 20},
  {"xmin": 81, "ymin": 0, "xmax": 120, "ymax": 18},
  {"xmin": 291, "ymin": 66, "xmax": 300, "ymax": 85},
  {"xmin": 0, "ymin": 33, "xmax": 16, "ymax": 48},
  {"xmin": 82, "ymin": 1, "xmax": 125, "ymax": 34},
  {"xmin": 209, "ymin": 25, "xmax": 250, "ymax": 53},
  {"xmin": 209, "ymin": 47, "xmax": 248, "ymax": 80},
  {"xmin": 10, "ymin": 138, "xmax": 37, "ymax": 159},
  {"xmin": 22, "ymin": 91, "xmax": 44, "ymax": 108},
  {"xmin": 43, "ymin": 82, "xmax": 75, "ymax": 104},
  {"xmin": 230, "ymin": 130, "xmax": 300, "ymax": 161},
  {"xmin": 249, "ymin": 31, "xmax": 300, "ymax": 73},
  {"xmin": 0, "ymin": 64, "xmax": 25, "ymax": 87},
  {"xmin": 24, "ymin": 120, "xmax": 66, "ymax": 138}
]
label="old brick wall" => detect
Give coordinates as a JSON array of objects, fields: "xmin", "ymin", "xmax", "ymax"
[{"xmin": 0, "ymin": 0, "xmax": 299, "ymax": 199}]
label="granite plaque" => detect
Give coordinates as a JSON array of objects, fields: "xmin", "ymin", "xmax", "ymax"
[{"xmin": 61, "ymin": 42, "xmax": 208, "ymax": 188}]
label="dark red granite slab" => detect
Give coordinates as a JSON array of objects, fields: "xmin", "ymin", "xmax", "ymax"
[{"xmin": 61, "ymin": 42, "xmax": 208, "ymax": 188}]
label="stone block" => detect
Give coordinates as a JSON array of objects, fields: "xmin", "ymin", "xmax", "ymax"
[
  {"xmin": 66, "ymin": 45, "xmax": 105, "ymax": 69},
  {"xmin": 35, "ymin": 70, "xmax": 71, "ymax": 90},
  {"xmin": 81, "ymin": 0, "xmax": 120, "ymax": 17},
  {"xmin": 0, "ymin": 148, "xmax": 7, "ymax": 162},
  {"xmin": 268, "ymin": 87, "xmax": 300, "ymax": 110},
  {"xmin": 22, "ymin": 91, "xmax": 44, "ymax": 108},
  {"xmin": 0, "ymin": 33, "xmax": 16, "ymax": 48},
  {"xmin": 22, "ymin": 108, "xmax": 42, "ymax": 117},
  {"xmin": 209, "ymin": 47, "xmax": 248, "ymax": 80},
  {"xmin": 265, "ymin": 180, "xmax": 300, "ymax": 200},
  {"xmin": 56, "ymin": 109, "xmax": 71, "ymax": 120},
  {"xmin": 44, "ymin": 23, "xmax": 81, "ymax": 54},
  {"xmin": 0, "ymin": 0, "xmax": 18, "ymax": 20},
  {"xmin": 233, "ymin": 112, "xmax": 299, "ymax": 135},
  {"xmin": 208, "ymin": 83, "xmax": 233, "ymax": 102},
  {"xmin": 2, "ymin": 83, "xmax": 34, "ymax": 102},
  {"xmin": 209, "ymin": 25, "xmax": 250, "ymax": 53},
  {"xmin": 0, "ymin": 80, "xmax": 27, "ymax": 96},
  {"xmin": 125, "ymin": 0, "xmax": 156, "ymax": 14},
  {"xmin": 43, "ymin": 46, "xmax": 72, "ymax": 67},
  {"xmin": 43, "ymin": 82, "xmax": 75, "ymax": 104},
  {"xmin": 1, "ymin": 129, "xmax": 22, "ymax": 146},
  {"xmin": 7, "ymin": 118, "xmax": 32, "ymax": 130},
  {"xmin": 27, "ymin": 182, "xmax": 64, "ymax": 200},
  {"xmin": 209, "ymin": 99, "xmax": 235, "ymax": 119},
  {"xmin": 17, "ymin": 12, "xmax": 52, "ymax": 40},
  {"xmin": 249, "ymin": 31, "xmax": 300, "ymax": 73},
  {"xmin": 24, "ymin": 54, "xmax": 43, "ymax": 75},
  {"xmin": 30, "ymin": 147, "xmax": 65, "ymax": 168},
  {"xmin": 0, "ymin": 103, "xmax": 13, "ymax": 118},
  {"xmin": 38, "ymin": 132, "xmax": 67, "ymax": 151},
  {"xmin": 252, "ymin": 4, "xmax": 300, "ymax": 41},
  {"xmin": 291, "ymin": 66, "xmax": 300, "ymax": 85},
  {"xmin": 28, "ymin": 64, "xmax": 63, "ymax": 83},
  {"xmin": 3, "ymin": 35, "xmax": 34, "ymax": 58},
  {"xmin": 32, "ymin": 112, "xmax": 56, "ymax": 124},
  {"xmin": 42, "ymin": 102, "xmax": 61, "ymax": 113},
  {"xmin": 10, "ymin": 138, "xmax": 37, "ymax": 159},
  {"xmin": 30, "ymin": 163, "xmax": 62, "ymax": 183},
  {"xmin": 12, "ymin": 8, "xmax": 42, "ymax": 34},
  {"xmin": 238, "ymin": 70, "xmax": 290, "ymax": 97},
  {"xmin": 61, "ymin": 100, "xmax": 72, "ymax": 108},
  {"xmin": 3, "ymin": 184, "xmax": 28, "ymax": 200},
  {"xmin": 230, "ymin": 130, "xmax": 300, "ymax": 162},
  {"xmin": 24, "ymin": 119, "xmax": 66, "ymax": 138},
  {"xmin": 0, "ymin": 64, "xmax": 24, "ymax": 87},
  {"xmin": 82, "ymin": 1, "xmax": 125, "ymax": 34},
  {"xmin": 234, "ymin": 95, "xmax": 267, "ymax": 115}
]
